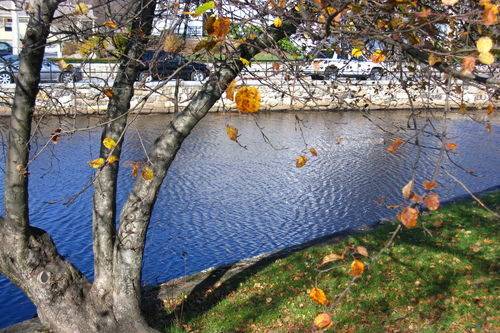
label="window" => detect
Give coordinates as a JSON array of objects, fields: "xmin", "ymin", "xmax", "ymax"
[{"xmin": 3, "ymin": 18, "xmax": 12, "ymax": 32}]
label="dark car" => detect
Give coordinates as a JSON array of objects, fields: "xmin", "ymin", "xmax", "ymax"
[
  {"xmin": 0, "ymin": 55, "xmax": 83, "ymax": 84},
  {"xmin": 0, "ymin": 42, "xmax": 13, "ymax": 57},
  {"xmin": 138, "ymin": 51, "xmax": 209, "ymax": 82}
]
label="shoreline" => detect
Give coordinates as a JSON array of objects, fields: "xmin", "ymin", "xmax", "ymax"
[{"xmin": 2, "ymin": 184, "xmax": 499, "ymax": 333}]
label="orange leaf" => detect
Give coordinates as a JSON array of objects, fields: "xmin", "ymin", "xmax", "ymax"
[
  {"xmin": 356, "ymin": 246, "xmax": 369, "ymax": 257},
  {"xmin": 397, "ymin": 207, "xmax": 419, "ymax": 228},
  {"xmin": 416, "ymin": 8, "xmax": 431, "ymax": 18},
  {"xmin": 402, "ymin": 179, "xmax": 414, "ymax": 199},
  {"xmin": 226, "ymin": 125, "xmax": 238, "ymax": 142},
  {"xmin": 314, "ymin": 313, "xmax": 333, "ymax": 329},
  {"xmin": 272, "ymin": 62, "xmax": 281, "ymax": 71},
  {"xmin": 370, "ymin": 50, "xmax": 386, "ymax": 63},
  {"xmin": 318, "ymin": 253, "xmax": 344, "ymax": 267},
  {"xmin": 483, "ymin": 6, "xmax": 498, "ymax": 26},
  {"xmin": 423, "ymin": 180, "xmax": 438, "ymax": 190},
  {"xmin": 424, "ymin": 193, "xmax": 440, "ymax": 211},
  {"xmin": 309, "ymin": 147, "xmax": 318, "ymax": 157},
  {"xmin": 295, "ymin": 155, "xmax": 308, "ymax": 168},
  {"xmin": 235, "ymin": 86, "xmax": 261, "ymax": 113},
  {"xmin": 103, "ymin": 88, "xmax": 114, "ymax": 98},
  {"xmin": 309, "ymin": 287, "xmax": 329, "ymax": 305},
  {"xmin": 387, "ymin": 137, "xmax": 404, "ymax": 154},
  {"xmin": 461, "ymin": 56, "xmax": 476, "ymax": 74},
  {"xmin": 445, "ymin": 142, "xmax": 458, "ymax": 151},
  {"xmin": 211, "ymin": 17, "xmax": 231, "ymax": 39},
  {"xmin": 486, "ymin": 103, "xmax": 495, "ymax": 115},
  {"xmin": 409, "ymin": 193, "xmax": 423, "ymax": 203},
  {"xmin": 131, "ymin": 162, "xmax": 140, "ymax": 177},
  {"xmin": 103, "ymin": 19, "xmax": 118, "ymax": 29},
  {"xmin": 350, "ymin": 259, "xmax": 365, "ymax": 277}
]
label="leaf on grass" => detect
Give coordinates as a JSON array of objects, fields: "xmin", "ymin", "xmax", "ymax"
[
  {"xmin": 350, "ymin": 259, "xmax": 365, "ymax": 277},
  {"xmin": 356, "ymin": 246, "xmax": 369, "ymax": 257},
  {"xmin": 309, "ymin": 287, "xmax": 329, "ymax": 305},
  {"xmin": 314, "ymin": 313, "xmax": 333, "ymax": 329},
  {"xmin": 318, "ymin": 252, "xmax": 344, "ymax": 266}
]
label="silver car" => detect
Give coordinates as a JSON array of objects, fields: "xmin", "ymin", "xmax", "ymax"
[{"xmin": 0, "ymin": 55, "xmax": 82, "ymax": 84}]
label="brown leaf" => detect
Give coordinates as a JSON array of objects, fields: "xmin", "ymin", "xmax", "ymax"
[
  {"xmin": 397, "ymin": 207, "xmax": 419, "ymax": 228},
  {"xmin": 424, "ymin": 193, "xmax": 440, "ymax": 211},
  {"xmin": 356, "ymin": 246, "xmax": 369, "ymax": 257},
  {"xmin": 309, "ymin": 147, "xmax": 318, "ymax": 157},
  {"xmin": 387, "ymin": 137, "xmax": 404, "ymax": 154},
  {"xmin": 318, "ymin": 253, "xmax": 344, "ymax": 267},
  {"xmin": 423, "ymin": 180, "xmax": 438, "ymax": 191},
  {"xmin": 402, "ymin": 179, "xmax": 414, "ymax": 199}
]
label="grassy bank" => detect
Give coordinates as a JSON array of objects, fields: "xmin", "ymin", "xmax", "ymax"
[{"xmin": 152, "ymin": 192, "xmax": 499, "ymax": 333}]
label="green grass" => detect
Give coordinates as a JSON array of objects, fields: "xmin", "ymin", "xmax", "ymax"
[{"xmin": 152, "ymin": 192, "xmax": 499, "ymax": 333}]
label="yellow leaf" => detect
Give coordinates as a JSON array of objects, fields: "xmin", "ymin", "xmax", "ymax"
[
  {"xmin": 424, "ymin": 193, "xmax": 440, "ymax": 211},
  {"xmin": 397, "ymin": 207, "xmax": 419, "ymax": 228},
  {"xmin": 350, "ymin": 259, "xmax": 365, "ymax": 277},
  {"xmin": 441, "ymin": 0, "xmax": 458, "ymax": 6},
  {"xmin": 402, "ymin": 179, "xmax": 414, "ymax": 199},
  {"xmin": 351, "ymin": 48, "xmax": 363, "ymax": 58},
  {"xmin": 428, "ymin": 53, "xmax": 441, "ymax": 66},
  {"xmin": 103, "ymin": 19, "xmax": 118, "ymax": 29},
  {"xmin": 193, "ymin": 1, "xmax": 216, "ymax": 16},
  {"xmin": 89, "ymin": 157, "xmax": 105, "ymax": 169},
  {"xmin": 273, "ymin": 17, "xmax": 283, "ymax": 28},
  {"xmin": 163, "ymin": 34, "xmax": 183, "ymax": 52},
  {"xmin": 226, "ymin": 125, "xmax": 238, "ymax": 142},
  {"xmin": 314, "ymin": 313, "xmax": 333, "ymax": 329},
  {"xmin": 370, "ymin": 50, "xmax": 386, "ymax": 63},
  {"xmin": 103, "ymin": 137, "xmax": 117, "ymax": 149},
  {"xmin": 478, "ymin": 51, "xmax": 495, "ymax": 65},
  {"xmin": 318, "ymin": 252, "xmax": 344, "ymax": 267},
  {"xmin": 58, "ymin": 59, "xmax": 70, "ymax": 70},
  {"xmin": 235, "ymin": 86, "xmax": 261, "ymax": 113},
  {"xmin": 226, "ymin": 80, "xmax": 236, "ymax": 101},
  {"xmin": 309, "ymin": 287, "xmax": 329, "ymax": 305},
  {"xmin": 486, "ymin": 103, "xmax": 495, "ymax": 115},
  {"xmin": 142, "ymin": 166, "xmax": 154, "ymax": 181},
  {"xmin": 309, "ymin": 147, "xmax": 318, "ymax": 157},
  {"xmin": 107, "ymin": 155, "xmax": 119, "ymax": 164},
  {"xmin": 75, "ymin": 2, "xmax": 89, "ymax": 15},
  {"xmin": 295, "ymin": 155, "xmax": 308, "ymax": 168},
  {"xmin": 239, "ymin": 57, "xmax": 251, "ymax": 66},
  {"xmin": 476, "ymin": 37, "xmax": 493, "ymax": 53}
]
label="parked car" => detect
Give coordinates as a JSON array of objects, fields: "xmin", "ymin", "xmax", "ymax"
[
  {"xmin": 303, "ymin": 51, "xmax": 384, "ymax": 80},
  {"xmin": 0, "ymin": 42, "xmax": 13, "ymax": 57},
  {"xmin": 0, "ymin": 55, "xmax": 82, "ymax": 84},
  {"xmin": 138, "ymin": 51, "xmax": 210, "ymax": 82}
]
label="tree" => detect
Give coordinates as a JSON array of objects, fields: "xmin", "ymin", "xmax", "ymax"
[{"xmin": 0, "ymin": 0, "xmax": 497, "ymax": 332}]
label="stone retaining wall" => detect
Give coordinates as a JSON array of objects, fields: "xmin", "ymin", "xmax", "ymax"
[{"xmin": 0, "ymin": 79, "xmax": 494, "ymax": 116}]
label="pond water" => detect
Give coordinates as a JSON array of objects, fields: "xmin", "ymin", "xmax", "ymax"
[{"xmin": 0, "ymin": 111, "xmax": 499, "ymax": 328}]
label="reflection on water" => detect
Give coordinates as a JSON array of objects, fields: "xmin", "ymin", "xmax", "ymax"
[{"xmin": 0, "ymin": 111, "xmax": 499, "ymax": 328}]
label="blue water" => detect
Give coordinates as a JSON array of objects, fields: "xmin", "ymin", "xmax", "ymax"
[{"xmin": 0, "ymin": 111, "xmax": 499, "ymax": 328}]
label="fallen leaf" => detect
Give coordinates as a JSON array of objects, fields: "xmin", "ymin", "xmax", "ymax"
[
  {"xmin": 350, "ymin": 259, "xmax": 365, "ymax": 277},
  {"xmin": 356, "ymin": 246, "xmax": 369, "ymax": 257},
  {"xmin": 318, "ymin": 253, "xmax": 344, "ymax": 267},
  {"xmin": 314, "ymin": 313, "xmax": 333, "ymax": 329},
  {"xmin": 309, "ymin": 287, "xmax": 329, "ymax": 305}
]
